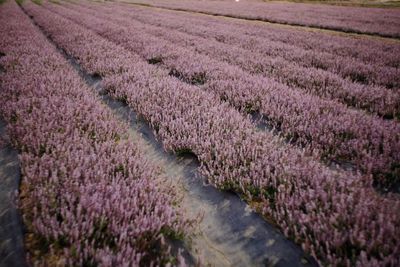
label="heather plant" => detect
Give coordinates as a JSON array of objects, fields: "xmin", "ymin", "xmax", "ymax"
[
  {"xmin": 68, "ymin": 1, "xmax": 400, "ymax": 91},
  {"xmin": 55, "ymin": 2, "xmax": 399, "ymax": 119},
  {"xmin": 119, "ymin": 0, "xmax": 400, "ymax": 38},
  {"xmin": 0, "ymin": 1, "xmax": 189, "ymax": 265},
  {"xmin": 44, "ymin": 2, "xmax": 400, "ymax": 189},
  {"xmin": 92, "ymin": 1, "xmax": 400, "ymax": 70},
  {"xmin": 98, "ymin": 2, "xmax": 400, "ymax": 89},
  {"xmin": 22, "ymin": 2, "xmax": 400, "ymax": 266}
]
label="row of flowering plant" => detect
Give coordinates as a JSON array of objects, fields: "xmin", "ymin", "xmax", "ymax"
[
  {"xmin": 46, "ymin": 1, "xmax": 400, "ymax": 189},
  {"xmin": 116, "ymin": 0, "xmax": 400, "ymax": 38},
  {"xmin": 0, "ymin": 1, "xmax": 189, "ymax": 266},
  {"xmin": 107, "ymin": 2, "xmax": 399, "ymax": 90},
  {"xmin": 23, "ymin": 2, "xmax": 400, "ymax": 266}
]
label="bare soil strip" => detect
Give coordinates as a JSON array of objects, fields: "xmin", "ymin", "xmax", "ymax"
[{"xmin": 0, "ymin": 120, "xmax": 27, "ymax": 267}]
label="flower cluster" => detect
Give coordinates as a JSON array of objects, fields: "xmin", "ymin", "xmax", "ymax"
[
  {"xmin": 22, "ymin": 2, "xmax": 400, "ymax": 266},
  {"xmin": 0, "ymin": 1, "xmax": 188, "ymax": 266}
]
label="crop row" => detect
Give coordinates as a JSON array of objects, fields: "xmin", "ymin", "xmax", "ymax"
[
  {"xmin": 59, "ymin": 1, "xmax": 399, "ymax": 119},
  {"xmin": 23, "ymin": 2, "xmax": 400, "ymax": 266},
  {"xmin": 124, "ymin": 0, "xmax": 400, "ymax": 38},
  {"xmin": 75, "ymin": 1, "xmax": 400, "ymax": 90},
  {"xmin": 113, "ymin": 2, "xmax": 400, "ymax": 69},
  {"xmin": 0, "ymin": 1, "xmax": 188, "ymax": 266},
  {"xmin": 46, "ymin": 2, "xmax": 400, "ymax": 189}
]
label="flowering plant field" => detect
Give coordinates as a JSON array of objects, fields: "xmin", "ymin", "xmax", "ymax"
[{"xmin": 1, "ymin": 0, "xmax": 399, "ymax": 266}]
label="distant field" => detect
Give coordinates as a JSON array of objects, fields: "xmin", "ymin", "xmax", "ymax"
[
  {"xmin": 167, "ymin": 0, "xmax": 400, "ymax": 8},
  {"xmin": 267, "ymin": 0, "xmax": 400, "ymax": 8},
  {"xmin": 120, "ymin": 0, "xmax": 400, "ymax": 37}
]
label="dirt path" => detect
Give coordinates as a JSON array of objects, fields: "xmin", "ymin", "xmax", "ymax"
[{"xmin": 0, "ymin": 120, "xmax": 27, "ymax": 267}]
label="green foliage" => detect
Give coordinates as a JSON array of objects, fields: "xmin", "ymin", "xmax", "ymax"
[
  {"xmin": 38, "ymin": 144, "xmax": 47, "ymax": 157},
  {"xmin": 160, "ymin": 226, "xmax": 185, "ymax": 241},
  {"xmin": 89, "ymin": 218, "xmax": 117, "ymax": 250},
  {"xmin": 190, "ymin": 71, "xmax": 207, "ymax": 85},
  {"xmin": 114, "ymin": 163, "xmax": 125, "ymax": 175},
  {"xmin": 10, "ymin": 112, "xmax": 18, "ymax": 123}
]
